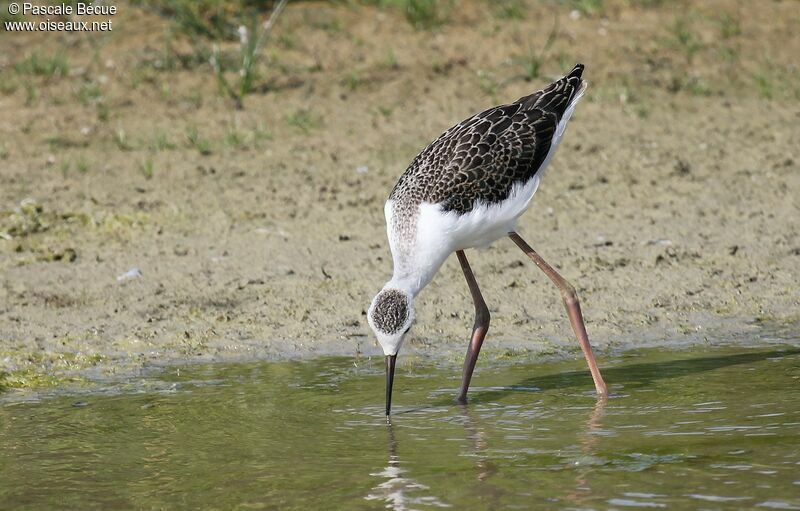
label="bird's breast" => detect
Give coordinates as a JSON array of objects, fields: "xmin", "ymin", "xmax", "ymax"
[{"xmin": 383, "ymin": 176, "xmax": 540, "ymax": 293}]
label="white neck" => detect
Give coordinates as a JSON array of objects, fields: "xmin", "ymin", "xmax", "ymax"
[
  {"xmin": 384, "ymin": 271, "xmax": 430, "ymax": 298},
  {"xmin": 384, "ymin": 200, "xmax": 455, "ymax": 298}
]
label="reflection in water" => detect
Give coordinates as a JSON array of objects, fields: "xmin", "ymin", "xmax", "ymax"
[
  {"xmin": 364, "ymin": 422, "xmax": 451, "ymax": 510},
  {"xmin": 564, "ymin": 396, "xmax": 608, "ymax": 507},
  {"xmin": 366, "ymin": 398, "xmax": 610, "ymax": 510},
  {"xmin": 459, "ymin": 405, "xmax": 497, "ymax": 483},
  {"xmin": 458, "ymin": 405, "xmax": 506, "ymax": 507}
]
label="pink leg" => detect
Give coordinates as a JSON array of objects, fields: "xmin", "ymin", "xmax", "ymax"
[
  {"xmin": 456, "ymin": 250, "xmax": 491, "ymax": 404},
  {"xmin": 509, "ymin": 232, "xmax": 608, "ymax": 396}
]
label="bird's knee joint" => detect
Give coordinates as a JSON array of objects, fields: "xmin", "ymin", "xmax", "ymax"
[
  {"xmin": 561, "ymin": 285, "xmax": 579, "ymax": 306},
  {"xmin": 475, "ymin": 306, "xmax": 490, "ymax": 327}
]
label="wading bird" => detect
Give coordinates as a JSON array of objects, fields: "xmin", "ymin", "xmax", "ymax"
[{"xmin": 368, "ymin": 64, "xmax": 608, "ymax": 416}]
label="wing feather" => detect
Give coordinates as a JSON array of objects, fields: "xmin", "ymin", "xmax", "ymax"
[{"xmin": 390, "ymin": 64, "xmax": 586, "ymax": 215}]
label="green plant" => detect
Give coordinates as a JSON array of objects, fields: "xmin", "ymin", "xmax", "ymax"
[
  {"xmin": 376, "ymin": 105, "xmax": 394, "ymax": 118},
  {"xmin": 251, "ymin": 124, "xmax": 273, "ymax": 146},
  {"xmin": 718, "ymin": 12, "xmax": 741, "ymax": 39},
  {"xmin": 115, "ymin": 126, "xmax": 133, "ymax": 151},
  {"xmin": 97, "ymin": 104, "xmax": 110, "ymax": 122},
  {"xmin": 277, "ymin": 33, "xmax": 295, "ymax": 49},
  {"xmin": 685, "ymin": 76, "xmax": 712, "ymax": 96},
  {"xmin": 186, "ymin": 126, "xmax": 212, "ymax": 154},
  {"xmin": 23, "ymin": 81, "xmax": 38, "ymax": 106},
  {"xmin": 151, "ymin": 132, "xmax": 176, "ymax": 151},
  {"xmin": 76, "ymin": 157, "xmax": 89, "ymax": 174},
  {"xmin": 1, "ymin": 0, "xmax": 23, "ymax": 23},
  {"xmin": 491, "ymin": 0, "xmax": 525, "ymax": 20},
  {"xmin": 753, "ymin": 72, "xmax": 773, "ymax": 100},
  {"xmin": 628, "ymin": 0, "xmax": 664, "ymax": 7},
  {"xmin": 162, "ymin": 28, "xmax": 177, "ymax": 71},
  {"xmin": 343, "ymin": 71, "xmax": 361, "ymax": 91},
  {"xmin": 570, "ymin": 0, "xmax": 603, "ymax": 16},
  {"xmin": 15, "ymin": 52, "xmax": 69, "ymax": 77},
  {"xmin": 0, "ymin": 74, "xmax": 17, "ymax": 95},
  {"xmin": 670, "ymin": 17, "xmax": 703, "ymax": 63},
  {"xmin": 404, "ymin": 0, "xmax": 440, "ymax": 28},
  {"xmin": 139, "ymin": 159, "xmax": 154, "ymax": 179},
  {"xmin": 133, "ymin": 0, "xmax": 238, "ymax": 39},
  {"xmin": 382, "ymin": 48, "xmax": 399, "ymax": 70},
  {"xmin": 212, "ymin": 0, "xmax": 288, "ymax": 109},
  {"xmin": 181, "ymin": 90, "xmax": 203, "ymax": 109},
  {"xmin": 76, "ymin": 82, "xmax": 102, "ymax": 106},
  {"xmin": 359, "ymin": 0, "xmax": 447, "ymax": 28},
  {"xmin": 225, "ymin": 128, "xmax": 246, "ymax": 148},
  {"xmin": 286, "ymin": 109, "xmax": 318, "ymax": 133},
  {"xmin": 513, "ymin": 17, "xmax": 559, "ymax": 82},
  {"xmin": 306, "ymin": 11, "xmax": 342, "ymax": 33},
  {"xmin": 46, "ymin": 136, "xmax": 82, "ymax": 150}
]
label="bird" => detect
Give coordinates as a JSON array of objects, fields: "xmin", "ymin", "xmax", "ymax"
[{"xmin": 367, "ymin": 64, "xmax": 608, "ymax": 416}]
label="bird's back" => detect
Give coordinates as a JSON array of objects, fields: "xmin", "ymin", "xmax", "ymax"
[
  {"xmin": 389, "ymin": 64, "xmax": 586, "ymax": 216},
  {"xmin": 383, "ymin": 65, "xmax": 587, "ymax": 291}
]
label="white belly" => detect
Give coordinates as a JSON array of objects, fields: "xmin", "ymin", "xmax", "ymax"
[
  {"xmin": 383, "ymin": 177, "xmax": 540, "ymax": 294},
  {"xmin": 418, "ymin": 175, "xmax": 541, "ymax": 252}
]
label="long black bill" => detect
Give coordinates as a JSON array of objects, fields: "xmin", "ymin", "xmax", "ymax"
[{"xmin": 385, "ymin": 354, "xmax": 397, "ymax": 416}]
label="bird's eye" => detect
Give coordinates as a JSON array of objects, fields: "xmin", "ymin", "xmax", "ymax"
[{"xmin": 404, "ymin": 326, "xmax": 412, "ymax": 334}]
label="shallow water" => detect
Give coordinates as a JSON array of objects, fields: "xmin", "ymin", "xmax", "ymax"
[{"xmin": 2, "ymin": 345, "xmax": 800, "ymax": 510}]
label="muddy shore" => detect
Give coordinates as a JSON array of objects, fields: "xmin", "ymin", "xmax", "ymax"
[{"xmin": 1, "ymin": 1, "xmax": 798, "ymax": 390}]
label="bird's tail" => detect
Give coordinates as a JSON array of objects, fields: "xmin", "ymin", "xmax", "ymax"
[
  {"xmin": 566, "ymin": 62, "xmax": 585, "ymax": 81},
  {"xmin": 515, "ymin": 63, "xmax": 587, "ymax": 120}
]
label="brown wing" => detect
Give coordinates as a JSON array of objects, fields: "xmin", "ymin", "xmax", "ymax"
[{"xmin": 390, "ymin": 64, "xmax": 585, "ymax": 215}]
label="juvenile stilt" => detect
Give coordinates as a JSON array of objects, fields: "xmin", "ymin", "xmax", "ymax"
[{"xmin": 367, "ymin": 64, "xmax": 605, "ymax": 413}]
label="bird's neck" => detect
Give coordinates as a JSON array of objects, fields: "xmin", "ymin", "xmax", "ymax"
[
  {"xmin": 385, "ymin": 275, "xmax": 424, "ymax": 298},
  {"xmin": 385, "ymin": 205, "xmax": 453, "ymax": 297},
  {"xmin": 387, "ymin": 259, "xmax": 443, "ymax": 298}
]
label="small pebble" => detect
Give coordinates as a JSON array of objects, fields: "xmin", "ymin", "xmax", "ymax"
[{"xmin": 117, "ymin": 267, "xmax": 142, "ymax": 282}]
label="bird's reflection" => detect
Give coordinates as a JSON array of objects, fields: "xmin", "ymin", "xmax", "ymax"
[
  {"xmin": 564, "ymin": 395, "xmax": 608, "ymax": 506},
  {"xmin": 364, "ymin": 420, "xmax": 450, "ymax": 510},
  {"xmin": 365, "ymin": 395, "xmax": 609, "ymax": 509},
  {"xmin": 457, "ymin": 404, "xmax": 507, "ymax": 507},
  {"xmin": 458, "ymin": 405, "xmax": 497, "ymax": 482}
]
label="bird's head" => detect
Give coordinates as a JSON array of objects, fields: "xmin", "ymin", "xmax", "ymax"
[
  {"xmin": 368, "ymin": 286, "xmax": 415, "ymax": 417},
  {"xmin": 367, "ymin": 287, "xmax": 415, "ymax": 356}
]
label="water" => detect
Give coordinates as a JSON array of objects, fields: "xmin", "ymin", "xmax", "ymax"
[{"xmin": 2, "ymin": 345, "xmax": 799, "ymax": 510}]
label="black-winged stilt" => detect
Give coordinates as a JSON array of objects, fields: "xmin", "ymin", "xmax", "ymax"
[{"xmin": 368, "ymin": 64, "xmax": 608, "ymax": 416}]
